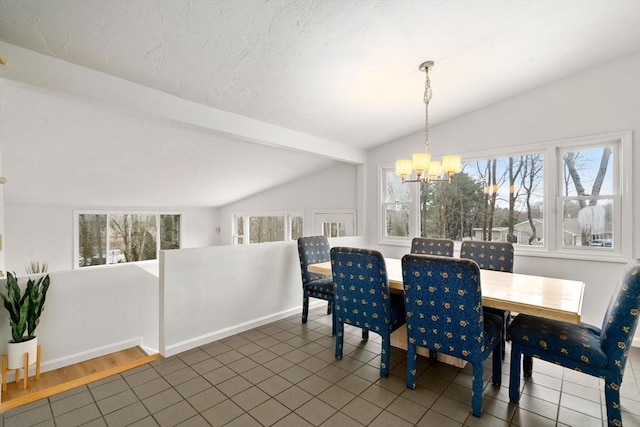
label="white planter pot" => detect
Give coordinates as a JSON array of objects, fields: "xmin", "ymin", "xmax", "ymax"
[{"xmin": 7, "ymin": 337, "xmax": 38, "ymax": 369}]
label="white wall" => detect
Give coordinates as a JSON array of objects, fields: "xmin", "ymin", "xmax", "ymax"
[
  {"xmin": 0, "ymin": 175, "xmax": 5, "ymax": 275},
  {"xmin": 159, "ymin": 236, "xmax": 366, "ymax": 356},
  {"xmin": 366, "ymin": 53, "xmax": 640, "ymax": 342},
  {"xmin": 215, "ymin": 163, "xmax": 358, "ymax": 245},
  {"xmin": 0, "ymin": 265, "xmax": 159, "ymax": 377},
  {"xmin": 4, "ymin": 204, "xmax": 218, "ymax": 273}
]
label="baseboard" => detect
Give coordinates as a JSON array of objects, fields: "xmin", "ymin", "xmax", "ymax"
[
  {"xmin": 163, "ymin": 301, "xmax": 325, "ymax": 357},
  {"xmin": 8, "ymin": 338, "xmax": 146, "ymax": 381}
]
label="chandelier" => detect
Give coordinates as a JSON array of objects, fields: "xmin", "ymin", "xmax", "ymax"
[{"xmin": 395, "ymin": 61, "xmax": 461, "ymax": 183}]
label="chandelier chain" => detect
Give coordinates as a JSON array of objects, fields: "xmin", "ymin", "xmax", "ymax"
[{"xmin": 423, "ymin": 68, "xmax": 432, "ymax": 151}]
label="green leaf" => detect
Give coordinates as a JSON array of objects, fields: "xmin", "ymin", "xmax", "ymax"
[
  {"xmin": 2, "ymin": 271, "xmax": 49, "ymax": 342},
  {"xmin": 11, "ymin": 297, "xmax": 30, "ymax": 342}
]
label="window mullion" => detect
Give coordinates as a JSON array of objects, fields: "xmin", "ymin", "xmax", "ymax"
[
  {"xmin": 105, "ymin": 213, "xmax": 111, "ymax": 265},
  {"xmin": 156, "ymin": 214, "xmax": 161, "ymax": 256}
]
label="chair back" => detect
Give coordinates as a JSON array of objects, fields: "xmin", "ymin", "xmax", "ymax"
[
  {"xmin": 460, "ymin": 241, "xmax": 514, "ymax": 272},
  {"xmin": 402, "ymin": 255, "xmax": 486, "ymax": 359},
  {"xmin": 330, "ymin": 247, "xmax": 392, "ymax": 334},
  {"xmin": 600, "ymin": 259, "xmax": 640, "ymax": 375},
  {"xmin": 410, "ymin": 237, "xmax": 454, "ymax": 257},
  {"xmin": 297, "ymin": 236, "xmax": 331, "ymax": 285}
]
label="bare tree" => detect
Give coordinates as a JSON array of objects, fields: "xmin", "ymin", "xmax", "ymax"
[
  {"xmin": 476, "ymin": 160, "xmax": 507, "ymax": 241},
  {"xmin": 563, "ymin": 148, "xmax": 611, "ymax": 207},
  {"xmin": 507, "ymin": 156, "xmax": 525, "ymax": 242},
  {"xmin": 563, "ymin": 148, "xmax": 612, "ymax": 244},
  {"xmin": 521, "ymin": 154, "xmax": 543, "ymax": 245}
]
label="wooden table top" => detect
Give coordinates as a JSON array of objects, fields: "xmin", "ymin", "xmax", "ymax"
[{"xmin": 308, "ymin": 257, "xmax": 585, "ymax": 324}]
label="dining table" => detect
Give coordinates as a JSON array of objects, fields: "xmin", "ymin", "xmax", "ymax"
[{"xmin": 308, "ymin": 256, "xmax": 586, "ymax": 367}]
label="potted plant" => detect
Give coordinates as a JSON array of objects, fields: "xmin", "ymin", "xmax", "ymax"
[{"xmin": 1, "ymin": 271, "xmax": 50, "ymax": 372}]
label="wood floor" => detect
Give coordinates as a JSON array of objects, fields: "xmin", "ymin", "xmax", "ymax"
[{"xmin": 0, "ymin": 347, "xmax": 162, "ymax": 412}]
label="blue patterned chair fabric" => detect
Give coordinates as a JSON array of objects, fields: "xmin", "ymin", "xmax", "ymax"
[
  {"xmin": 411, "ymin": 237, "xmax": 455, "ymax": 362},
  {"xmin": 460, "ymin": 241, "xmax": 514, "ymax": 272},
  {"xmin": 402, "ymin": 254, "xmax": 503, "ymax": 417},
  {"xmin": 297, "ymin": 236, "xmax": 336, "ymax": 335},
  {"xmin": 411, "ymin": 237, "xmax": 455, "ymax": 257},
  {"xmin": 460, "ymin": 240, "xmax": 514, "ymax": 359},
  {"xmin": 508, "ymin": 259, "xmax": 640, "ymax": 427},
  {"xmin": 330, "ymin": 247, "xmax": 406, "ymax": 377}
]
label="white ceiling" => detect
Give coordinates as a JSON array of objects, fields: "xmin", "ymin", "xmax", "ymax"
[{"xmin": 0, "ymin": 0, "xmax": 639, "ymax": 207}]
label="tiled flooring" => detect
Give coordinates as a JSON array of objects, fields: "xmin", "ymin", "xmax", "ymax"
[{"xmin": 2, "ymin": 307, "xmax": 639, "ymax": 427}]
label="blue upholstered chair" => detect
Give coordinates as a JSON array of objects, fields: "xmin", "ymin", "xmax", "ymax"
[
  {"xmin": 411, "ymin": 237, "xmax": 455, "ymax": 362},
  {"xmin": 508, "ymin": 259, "xmax": 640, "ymax": 427},
  {"xmin": 460, "ymin": 240, "xmax": 514, "ymax": 358},
  {"xmin": 411, "ymin": 237, "xmax": 455, "ymax": 257},
  {"xmin": 402, "ymin": 254, "xmax": 503, "ymax": 417},
  {"xmin": 460, "ymin": 241, "xmax": 514, "ymax": 272},
  {"xmin": 330, "ymin": 247, "xmax": 406, "ymax": 377},
  {"xmin": 297, "ymin": 236, "xmax": 336, "ymax": 335}
]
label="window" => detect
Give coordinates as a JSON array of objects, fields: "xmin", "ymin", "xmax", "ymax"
[
  {"xmin": 233, "ymin": 212, "xmax": 303, "ymax": 244},
  {"xmin": 290, "ymin": 216, "xmax": 304, "ymax": 241},
  {"xmin": 420, "ymin": 153, "xmax": 544, "ymax": 246},
  {"xmin": 76, "ymin": 212, "xmax": 181, "ymax": 268},
  {"xmin": 559, "ymin": 144, "xmax": 617, "ymax": 250},
  {"xmin": 380, "ymin": 131, "xmax": 632, "ymax": 260},
  {"xmin": 313, "ymin": 211, "xmax": 355, "ymax": 236},
  {"xmin": 380, "ymin": 166, "xmax": 414, "ymax": 240},
  {"xmin": 322, "ymin": 222, "xmax": 346, "ymax": 238}
]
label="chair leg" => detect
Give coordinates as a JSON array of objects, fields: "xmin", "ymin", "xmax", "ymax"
[
  {"xmin": 334, "ymin": 323, "xmax": 345, "ymax": 360},
  {"xmin": 302, "ymin": 293, "xmax": 309, "ymax": 324},
  {"xmin": 429, "ymin": 350, "xmax": 438, "ymax": 364},
  {"xmin": 406, "ymin": 343, "xmax": 417, "ymax": 389},
  {"xmin": 331, "ymin": 300, "xmax": 337, "ymax": 336},
  {"xmin": 492, "ymin": 344, "xmax": 502, "ymax": 385},
  {"xmin": 509, "ymin": 346, "xmax": 522, "ymax": 402},
  {"xmin": 326, "ymin": 300, "xmax": 332, "ymax": 315},
  {"xmin": 380, "ymin": 335, "xmax": 390, "ymax": 377},
  {"xmin": 604, "ymin": 376, "xmax": 623, "ymax": 427},
  {"xmin": 471, "ymin": 361, "xmax": 484, "ymax": 417},
  {"xmin": 362, "ymin": 328, "xmax": 369, "ymax": 341},
  {"xmin": 523, "ymin": 355, "xmax": 533, "ymax": 377},
  {"xmin": 501, "ymin": 316, "xmax": 508, "ymax": 360}
]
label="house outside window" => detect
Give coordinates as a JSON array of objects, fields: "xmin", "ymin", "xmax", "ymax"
[
  {"xmin": 76, "ymin": 212, "xmax": 181, "ymax": 268},
  {"xmin": 379, "ymin": 131, "xmax": 632, "ymax": 261}
]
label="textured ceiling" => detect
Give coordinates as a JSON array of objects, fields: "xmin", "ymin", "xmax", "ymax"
[{"xmin": 0, "ymin": 0, "xmax": 639, "ymax": 207}]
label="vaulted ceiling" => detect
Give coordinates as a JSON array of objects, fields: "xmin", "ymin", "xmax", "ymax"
[{"xmin": 1, "ymin": 0, "xmax": 639, "ymax": 207}]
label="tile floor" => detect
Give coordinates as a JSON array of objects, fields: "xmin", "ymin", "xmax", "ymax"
[{"xmin": 1, "ymin": 307, "xmax": 639, "ymax": 427}]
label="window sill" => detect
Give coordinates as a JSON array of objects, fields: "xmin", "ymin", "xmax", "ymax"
[
  {"xmin": 378, "ymin": 237, "xmax": 411, "ymax": 247},
  {"xmin": 377, "ymin": 240, "xmax": 629, "ymax": 264},
  {"xmin": 513, "ymin": 247, "xmax": 630, "ymax": 264},
  {"xmin": 75, "ymin": 259, "xmax": 160, "ymax": 270}
]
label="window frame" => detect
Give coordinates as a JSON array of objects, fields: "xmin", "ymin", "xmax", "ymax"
[
  {"xmin": 378, "ymin": 131, "xmax": 632, "ymax": 261},
  {"xmin": 550, "ymin": 133, "xmax": 631, "ymax": 261},
  {"xmin": 232, "ymin": 211, "xmax": 304, "ymax": 245},
  {"xmin": 312, "ymin": 210, "xmax": 356, "ymax": 237},
  {"xmin": 73, "ymin": 209, "xmax": 183, "ymax": 269},
  {"xmin": 378, "ymin": 163, "xmax": 419, "ymax": 246}
]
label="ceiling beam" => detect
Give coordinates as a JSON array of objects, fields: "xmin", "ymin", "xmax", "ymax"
[{"xmin": 0, "ymin": 42, "xmax": 365, "ymax": 164}]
